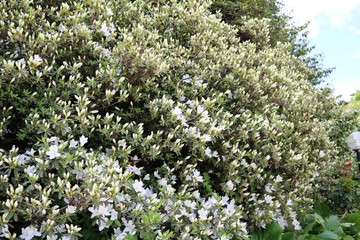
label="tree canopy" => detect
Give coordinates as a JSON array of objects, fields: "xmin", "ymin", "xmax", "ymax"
[{"xmin": 210, "ymin": 0, "xmax": 333, "ymax": 85}]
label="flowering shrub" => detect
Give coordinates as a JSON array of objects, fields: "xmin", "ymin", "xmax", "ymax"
[
  {"xmin": 0, "ymin": 0, "xmax": 347, "ymax": 238},
  {"xmin": 0, "ymin": 137, "xmax": 247, "ymax": 239}
]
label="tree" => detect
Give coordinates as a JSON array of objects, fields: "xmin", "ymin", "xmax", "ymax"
[{"xmin": 210, "ymin": 0, "xmax": 333, "ymax": 85}]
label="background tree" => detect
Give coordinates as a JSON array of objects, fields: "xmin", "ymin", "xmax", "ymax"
[{"xmin": 210, "ymin": 0, "xmax": 333, "ymax": 85}]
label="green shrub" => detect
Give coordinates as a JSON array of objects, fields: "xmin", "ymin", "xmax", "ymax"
[
  {"xmin": 286, "ymin": 204, "xmax": 360, "ymax": 240},
  {"xmin": 328, "ymin": 176, "xmax": 360, "ymax": 214},
  {"xmin": 0, "ymin": 0, "xmax": 347, "ymax": 238},
  {"xmin": 252, "ymin": 205, "xmax": 360, "ymax": 240}
]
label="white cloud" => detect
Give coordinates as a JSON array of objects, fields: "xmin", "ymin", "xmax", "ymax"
[
  {"xmin": 351, "ymin": 51, "xmax": 360, "ymax": 59},
  {"xmin": 282, "ymin": 0, "xmax": 360, "ymax": 37},
  {"xmin": 349, "ymin": 26, "xmax": 360, "ymax": 35},
  {"xmin": 327, "ymin": 77, "xmax": 360, "ymax": 101}
]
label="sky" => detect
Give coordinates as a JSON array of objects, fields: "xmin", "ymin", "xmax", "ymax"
[{"xmin": 281, "ymin": 0, "xmax": 360, "ymax": 101}]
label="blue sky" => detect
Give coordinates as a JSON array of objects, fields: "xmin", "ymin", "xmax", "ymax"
[{"xmin": 282, "ymin": 0, "xmax": 360, "ymax": 101}]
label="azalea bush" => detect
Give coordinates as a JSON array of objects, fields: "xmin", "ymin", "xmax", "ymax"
[
  {"xmin": 0, "ymin": 0, "xmax": 350, "ymax": 239},
  {"xmin": 0, "ymin": 137, "xmax": 247, "ymax": 239}
]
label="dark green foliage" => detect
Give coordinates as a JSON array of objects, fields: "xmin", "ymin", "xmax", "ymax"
[
  {"xmin": 251, "ymin": 222, "xmax": 282, "ymax": 240},
  {"xmin": 327, "ymin": 176, "xmax": 360, "ymax": 214},
  {"xmin": 250, "ymin": 206, "xmax": 360, "ymax": 240}
]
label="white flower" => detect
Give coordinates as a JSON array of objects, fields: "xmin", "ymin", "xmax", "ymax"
[
  {"xmin": 198, "ymin": 208, "xmax": 208, "ymax": 220},
  {"xmin": 197, "ymin": 105, "xmax": 208, "ymax": 117},
  {"xmin": 55, "ymin": 224, "xmax": 66, "ymax": 233},
  {"xmin": 46, "ymin": 145, "xmax": 60, "ymax": 159},
  {"xmin": 0, "ymin": 225, "xmax": 10, "ymax": 238},
  {"xmin": 275, "ymin": 216, "xmax": 288, "ymax": 228},
  {"xmin": 265, "ymin": 184, "xmax": 274, "ymax": 193},
  {"xmin": 126, "ymin": 165, "xmax": 142, "ymax": 175},
  {"xmin": 69, "ymin": 139, "xmax": 78, "ymax": 148},
  {"xmin": 184, "ymin": 200, "xmax": 196, "ymax": 209},
  {"xmin": 182, "ymin": 74, "xmax": 191, "ymax": 83},
  {"xmin": 154, "ymin": 171, "xmax": 161, "ymax": 179},
  {"xmin": 89, "ymin": 204, "xmax": 111, "ymax": 218},
  {"xmin": 20, "ymin": 226, "xmax": 41, "ymax": 240},
  {"xmin": 193, "ymin": 170, "xmax": 203, "ymax": 182},
  {"xmin": 102, "ymin": 48, "xmax": 111, "ymax": 57},
  {"xmin": 46, "ymin": 234, "xmax": 57, "ymax": 240},
  {"xmin": 250, "ymin": 163, "xmax": 257, "ymax": 170},
  {"xmin": 67, "ymin": 206, "xmax": 76, "ymax": 214},
  {"xmin": 203, "ymin": 134, "xmax": 211, "ymax": 142},
  {"xmin": 106, "ymin": 7, "xmax": 113, "ymax": 16},
  {"xmin": 226, "ymin": 180, "xmax": 234, "ymax": 190},
  {"xmin": 263, "ymin": 119, "xmax": 269, "ymax": 126},
  {"xmin": 212, "ymin": 151, "xmax": 219, "ymax": 158},
  {"xmin": 61, "ymin": 236, "xmax": 71, "ymax": 240},
  {"xmin": 220, "ymin": 236, "xmax": 230, "ymax": 240},
  {"xmin": 224, "ymin": 200, "xmax": 236, "ymax": 216},
  {"xmin": 110, "ymin": 209, "xmax": 118, "ymax": 221},
  {"xmin": 18, "ymin": 154, "xmax": 30, "ymax": 165},
  {"xmin": 205, "ymin": 147, "xmax": 212, "ymax": 157},
  {"xmin": 194, "ymin": 76, "xmax": 203, "ymax": 85},
  {"xmin": 274, "ymin": 175, "xmax": 283, "ymax": 183},
  {"xmin": 79, "ymin": 135, "xmax": 88, "ymax": 146},
  {"xmin": 179, "ymin": 95, "xmax": 186, "ymax": 102},
  {"xmin": 319, "ymin": 150, "xmax": 325, "ymax": 158},
  {"xmin": 220, "ymin": 196, "xmax": 229, "ymax": 205},
  {"xmin": 193, "ymin": 190, "xmax": 201, "ymax": 200},
  {"xmin": 118, "ymin": 139, "xmax": 127, "ymax": 147},
  {"xmin": 18, "ymin": 58, "xmax": 26, "ymax": 66},
  {"xmin": 49, "ymin": 136, "xmax": 60, "ymax": 144},
  {"xmin": 101, "ymin": 22, "xmax": 110, "ymax": 37},
  {"xmin": 59, "ymin": 23, "xmax": 66, "ymax": 32},
  {"xmin": 158, "ymin": 178, "xmax": 167, "ymax": 186},
  {"xmin": 292, "ymin": 219, "xmax": 301, "ymax": 230},
  {"xmin": 121, "ymin": 218, "xmax": 135, "ymax": 234},
  {"xmin": 25, "ymin": 149, "xmax": 35, "ymax": 156},
  {"xmin": 312, "ymin": 171, "xmax": 320, "ymax": 178},
  {"xmin": 24, "ymin": 166, "xmax": 37, "ymax": 175},
  {"xmin": 33, "ymin": 55, "xmax": 42, "ymax": 64},
  {"xmin": 132, "ymin": 180, "xmax": 145, "ymax": 193},
  {"xmin": 264, "ymin": 195, "xmax": 273, "ymax": 204},
  {"xmin": 173, "ymin": 106, "xmax": 182, "ymax": 116}
]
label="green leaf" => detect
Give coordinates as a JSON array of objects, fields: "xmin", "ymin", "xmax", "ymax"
[
  {"xmin": 114, "ymin": 219, "xmax": 121, "ymax": 226},
  {"xmin": 314, "ymin": 203, "xmax": 331, "ymax": 219},
  {"xmin": 302, "ymin": 214, "xmax": 326, "ymax": 235},
  {"xmin": 251, "ymin": 222, "xmax": 282, "ymax": 240},
  {"xmin": 317, "ymin": 230, "xmax": 341, "ymax": 240},
  {"xmin": 125, "ymin": 235, "xmax": 138, "ymax": 240},
  {"xmin": 343, "ymin": 236, "xmax": 355, "ymax": 240},
  {"xmin": 282, "ymin": 232, "xmax": 296, "ymax": 240},
  {"xmin": 345, "ymin": 213, "xmax": 360, "ymax": 234},
  {"xmin": 106, "ymin": 219, "xmax": 113, "ymax": 227},
  {"xmin": 324, "ymin": 215, "xmax": 343, "ymax": 235}
]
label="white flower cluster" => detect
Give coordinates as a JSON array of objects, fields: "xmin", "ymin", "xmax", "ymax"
[{"xmin": 0, "ymin": 138, "xmax": 248, "ymax": 239}]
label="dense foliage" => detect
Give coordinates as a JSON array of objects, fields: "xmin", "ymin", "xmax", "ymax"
[
  {"xmin": 210, "ymin": 0, "xmax": 333, "ymax": 85},
  {"xmin": 0, "ymin": 0, "xmax": 352, "ymax": 239},
  {"xmin": 253, "ymin": 204, "xmax": 360, "ymax": 240}
]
